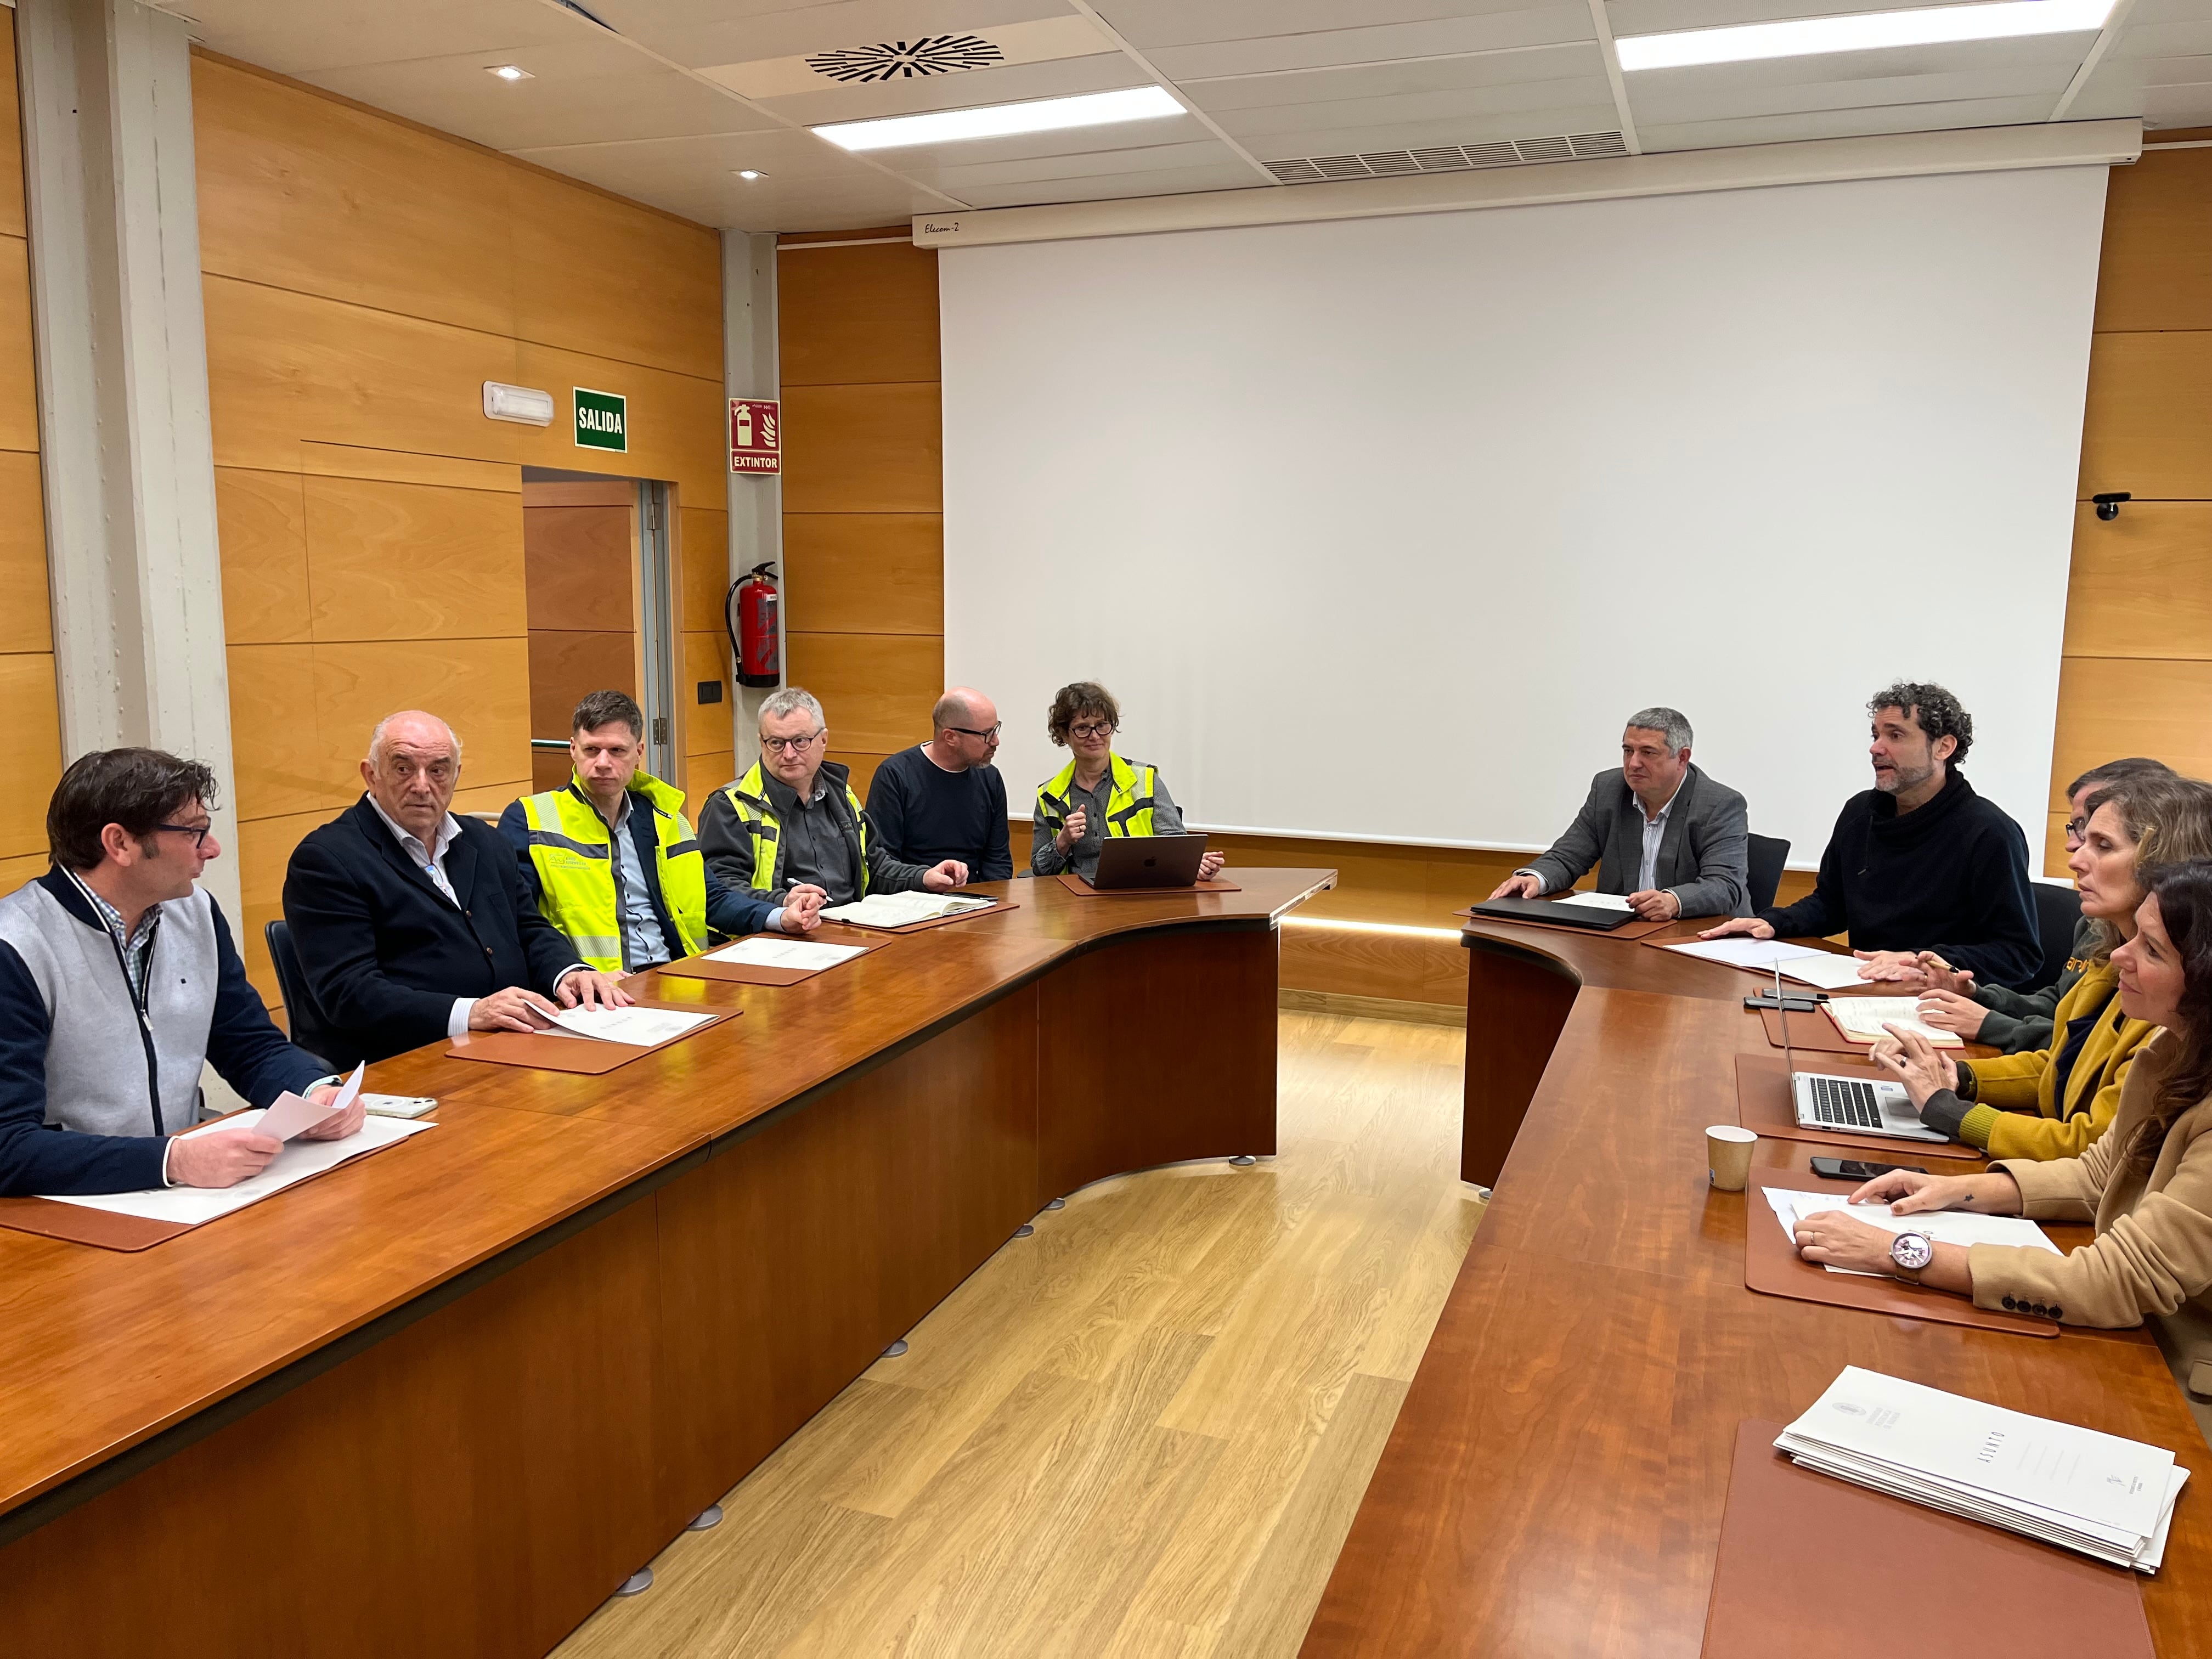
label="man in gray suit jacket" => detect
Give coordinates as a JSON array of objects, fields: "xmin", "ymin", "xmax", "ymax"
[{"xmin": 1489, "ymin": 707, "xmax": 1752, "ymax": 921}]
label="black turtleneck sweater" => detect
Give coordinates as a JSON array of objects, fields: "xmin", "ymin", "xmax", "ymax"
[{"xmin": 1757, "ymin": 770, "xmax": 2041, "ymax": 989}]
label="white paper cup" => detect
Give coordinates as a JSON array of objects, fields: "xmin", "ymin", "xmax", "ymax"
[{"xmin": 1706, "ymin": 1125, "xmax": 1758, "ymax": 1192}]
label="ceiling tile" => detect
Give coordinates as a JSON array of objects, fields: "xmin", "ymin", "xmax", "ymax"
[
  {"xmin": 1212, "ymin": 76, "xmax": 1620, "ymax": 140},
  {"xmin": 2069, "ymin": 54, "xmax": 2212, "ymax": 121},
  {"xmin": 1152, "ymin": 9, "xmax": 1599, "ymax": 79},
  {"xmin": 2121, "ymin": 0, "xmax": 2212, "ymax": 23},
  {"xmin": 899, "ymin": 138, "xmax": 1249, "ymax": 188},
  {"xmin": 2113, "ymin": 20, "xmax": 2212, "ymax": 58},
  {"xmin": 510, "ymin": 128, "xmax": 911, "ymax": 188},
  {"xmin": 1607, "ymin": 0, "xmax": 1993, "ymax": 37},
  {"xmin": 956, "ymin": 160, "xmax": 1272, "ymax": 206},
  {"xmin": 301, "ymin": 41, "xmax": 774, "ymax": 150},
  {"xmin": 583, "ymin": 0, "xmax": 1084, "ymax": 67},
  {"xmin": 1189, "ymin": 43, "xmax": 1604, "ymax": 112},
  {"xmin": 1629, "ymin": 63, "xmax": 2077, "ymax": 123},
  {"xmin": 181, "ymin": 0, "xmax": 577, "ymax": 76},
  {"xmin": 1097, "ymin": 1, "xmax": 1537, "ymax": 50},
  {"xmin": 1234, "ymin": 103, "xmax": 1626, "ymax": 156},
  {"xmin": 1639, "ymin": 93, "xmax": 2061, "ymax": 150},
  {"xmin": 748, "ymin": 54, "xmax": 1147, "ymax": 125}
]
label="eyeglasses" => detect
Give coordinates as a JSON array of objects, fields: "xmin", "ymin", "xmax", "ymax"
[
  {"xmin": 1068, "ymin": 720, "xmax": 1116, "ymax": 740},
  {"xmin": 762, "ymin": 731, "xmax": 824, "ymax": 755},
  {"xmin": 949, "ymin": 724, "xmax": 1002, "ymax": 742},
  {"xmin": 2064, "ymin": 817, "xmax": 2089, "ymax": 846},
  {"xmin": 155, "ymin": 822, "xmax": 213, "ymax": 849}
]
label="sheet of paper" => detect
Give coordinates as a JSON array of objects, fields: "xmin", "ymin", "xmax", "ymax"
[
  {"xmin": 256, "ymin": 1061, "xmax": 366, "ymax": 1142},
  {"xmin": 707, "ymin": 937, "xmax": 869, "ymax": 970},
  {"xmin": 1779, "ymin": 1367, "xmax": 2176, "ymax": 1546},
  {"xmin": 1663, "ymin": 938, "xmax": 1827, "ymax": 969},
  {"xmin": 1823, "ymin": 996, "xmax": 1963, "ymax": 1047},
  {"xmin": 1775, "ymin": 953, "xmax": 1877, "ymax": 991},
  {"xmin": 1551, "ymin": 889, "xmax": 1635, "ymax": 912},
  {"xmin": 821, "ymin": 891, "xmax": 994, "ymax": 928},
  {"xmin": 1762, "ymin": 1189, "xmax": 2061, "ymax": 1275},
  {"xmin": 42, "ymin": 1111, "xmax": 435, "ymax": 1227},
  {"xmin": 536, "ymin": 1006, "xmax": 716, "ymax": 1047}
]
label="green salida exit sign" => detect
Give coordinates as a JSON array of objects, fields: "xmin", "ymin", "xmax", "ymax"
[{"xmin": 574, "ymin": 387, "xmax": 627, "ymax": 453}]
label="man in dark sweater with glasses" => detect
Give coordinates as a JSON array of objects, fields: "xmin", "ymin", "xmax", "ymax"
[
  {"xmin": 1698, "ymin": 681, "xmax": 2041, "ymax": 990},
  {"xmin": 864, "ymin": 686, "xmax": 1015, "ymax": 882}
]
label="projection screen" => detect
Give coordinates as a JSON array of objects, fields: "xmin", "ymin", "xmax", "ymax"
[{"xmin": 940, "ymin": 165, "xmax": 2108, "ymax": 862}]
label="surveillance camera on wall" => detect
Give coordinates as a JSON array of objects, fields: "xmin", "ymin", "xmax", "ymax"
[{"xmin": 2092, "ymin": 492, "xmax": 2131, "ymax": 521}]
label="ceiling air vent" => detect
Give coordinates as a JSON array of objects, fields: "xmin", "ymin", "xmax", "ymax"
[
  {"xmin": 806, "ymin": 35, "xmax": 1006, "ymax": 83},
  {"xmin": 1265, "ymin": 132, "xmax": 1627, "ymax": 184}
]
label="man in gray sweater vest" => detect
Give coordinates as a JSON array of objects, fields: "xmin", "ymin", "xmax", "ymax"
[{"xmin": 0, "ymin": 750, "xmax": 363, "ymax": 1197}]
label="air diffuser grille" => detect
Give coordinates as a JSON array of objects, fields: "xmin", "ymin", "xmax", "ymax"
[
  {"xmin": 806, "ymin": 35, "xmax": 1006, "ymax": 83},
  {"xmin": 1265, "ymin": 132, "xmax": 1628, "ymax": 184}
]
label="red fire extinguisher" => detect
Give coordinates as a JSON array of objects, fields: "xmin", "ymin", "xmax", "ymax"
[{"xmin": 728, "ymin": 561, "xmax": 780, "ymax": 689}]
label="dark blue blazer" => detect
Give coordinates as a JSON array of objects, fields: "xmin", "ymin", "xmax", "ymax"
[{"xmin": 284, "ymin": 797, "xmax": 585, "ymax": 1066}]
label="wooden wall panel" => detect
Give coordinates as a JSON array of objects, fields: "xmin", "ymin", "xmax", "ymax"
[
  {"xmin": 204, "ymin": 275, "xmax": 520, "ymax": 472},
  {"xmin": 0, "ymin": 235, "xmax": 41, "ymax": 453},
  {"xmin": 777, "ymin": 242, "xmax": 940, "ymax": 387},
  {"xmin": 784, "ymin": 631, "xmax": 941, "ymax": 755},
  {"xmin": 0, "ymin": 851, "xmax": 43, "ymax": 898},
  {"xmin": 681, "ymin": 629, "xmax": 732, "ymax": 754},
  {"xmin": 528, "ymin": 631, "xmax": 635, "ymax": 740},
  {"xmin": 0, "ymin": 653, "xmax": 60, "ymax": 860},
  {"xmin": 227, "ymin": 644, "xmax": 331, "ymax": 820},
  {"xmin": 191, "ymin": 57, "xmax": 517, "ymax": 337},
  {"xmin": 525, "ymin": 505, "xmax": 634, "ymax": 633},
  {"xmin": 679, "ymin": 505, "xmax": 730, "ymax": 635},
  {"xmin": 783, "ymin": 513, "xmax": 943, "ymax": 635},
  {"xmin": 830, "ymin": 751, "xmax": 884, "ymax": 799},
  {"xmin": 508, "ymin": 169, "xmax": 721, "ymax": 381},
  {"xmin": 305, "ymin": 477, "xmax": 526, "ymax": 642},
  {"xmin": 2077, "ymin": 329, "xmax": 2212, "ymax": 500},
  {"xmin": 0, "ymin": 450, "xmax": 50, "ymax": 653},
  {"xmin": 2049, "ymin": 656, "xmax": 2212, "ymax": 802},
  {"xmin": 0, "ymin": 12, "xmax": 23, "ymax": 241},
  {"xmin": 2094, "ymin": 139, "xmax": 2212, "ymax": 333},
  {"xmin": 318, "ymin": 638, "xmax": 532, "ymax": 795},
  {"xmin": 215, "ymin": 467, "xmax": 311, "ymax": 645},
  {"xmin": 511, "ymin": 342, "xmax": 726, "ymax": 505},
  {"xmin": 2061, "ymin": 500, "xmax": 2212, "ymax": 659},
  {"xmin": 781, "ymin": 383, "xmax": 943, "ymax": 514}
]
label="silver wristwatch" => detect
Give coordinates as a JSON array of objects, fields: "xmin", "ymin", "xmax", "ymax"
[{"xmin": 1889, "ymin": 1231, "xmax": 1933, "ymax": 1278}]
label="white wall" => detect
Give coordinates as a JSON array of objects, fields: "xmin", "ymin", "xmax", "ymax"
[{"xmin": 941, "ymin": 165, "xmax": 2108, "ymax": 862}]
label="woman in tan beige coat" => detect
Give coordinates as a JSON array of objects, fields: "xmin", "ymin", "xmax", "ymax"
[{"xmin": 1790, "ymin": 858, "xmax": 2212, "ymax": 1386}]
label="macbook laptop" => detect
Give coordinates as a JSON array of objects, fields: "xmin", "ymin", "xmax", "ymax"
[
  {"xmin": 1087, "ymin": 833, "xmax": 1211, "ymax": 890},
  {"xmin": 1779, "ymin": 968, "xmax": 1944, "ymax": 1143},
  {"xmin": 1468, "ymin": 893, "xmax": 1640, "ymax": 932}
]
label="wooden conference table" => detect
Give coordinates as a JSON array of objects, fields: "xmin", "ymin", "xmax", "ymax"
[
  {"xmin": 1302, "ymin": 915, "xmax": 2212, "ymax": 1656},
  {"xmin": 0, "ymin": 869, "xmax": 1333, "ymax": 1658}
]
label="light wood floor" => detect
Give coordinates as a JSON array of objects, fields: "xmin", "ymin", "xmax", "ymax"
[{"xmin": 555, "ymin": 1010, "xmax": 1481, "ymax": 1659}]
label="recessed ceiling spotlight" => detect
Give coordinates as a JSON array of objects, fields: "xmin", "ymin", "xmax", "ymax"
[
  {"xmin": 812, "ymin": 85, "xmax": 1181, "ymax": 152},
  {"xmin": 487, "ymin": 64, "xmax": 534, "ymax": 82},
  {"xmin": 1616, "ymin": 0, "xmax": 2115, "ymax": 70},
  {"xmin": 735, "ymin": 170, "xmax": 767, "ymax": 180}
]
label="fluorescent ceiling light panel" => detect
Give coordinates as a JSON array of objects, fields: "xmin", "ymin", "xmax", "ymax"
[
  {"xmin": 1615, "ymin": 0, "xmax": 2115, "ymax": 70},
  {"xmin": 812, "ymin": 85, "xmax": 1181, "ymax": 151}
]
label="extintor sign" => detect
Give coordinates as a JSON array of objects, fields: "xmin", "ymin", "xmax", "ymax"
[{"xmin": 730, "ymin": 398, "xmax": 780, "ymax": 473}]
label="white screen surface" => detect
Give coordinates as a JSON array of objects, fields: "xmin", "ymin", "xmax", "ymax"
[{"xmin": 941, "ymin": 167, "xmax": 2107, "ymax": 861}]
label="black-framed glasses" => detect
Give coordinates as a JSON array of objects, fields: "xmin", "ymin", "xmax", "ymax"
[
  {"xmin": 949, "ymin": 723, "xmax": 1002, "ymax": 742},
  {"xmin": 1068, "ymin": 720, "xmax": 1116, "ymax": 740},
  {"xmin": 762, "ymin": 730, "xmax": 824, "ymax": 755},
  {"xmin": 155, "ymin": 822, "xmax": 213, "ymax": 849}
]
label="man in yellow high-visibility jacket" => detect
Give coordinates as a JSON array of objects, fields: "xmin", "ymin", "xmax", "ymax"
[{"xmin": 499, "ymin": 691, "xmax": 823, "ymax": 974}]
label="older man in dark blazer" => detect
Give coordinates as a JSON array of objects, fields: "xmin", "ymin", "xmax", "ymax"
[
  {"xmin": 283, "ymin": 710, "xmax": 631, "ymax": 1066},
  {"xmin": 1490, "ymin": 707, "xmax": 1752, "ymax": 921}
]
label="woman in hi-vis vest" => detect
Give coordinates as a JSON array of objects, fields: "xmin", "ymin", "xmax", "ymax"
[{"xmin": 1030, "ymin": 681, "xmax": 1224, "ymax": 883}]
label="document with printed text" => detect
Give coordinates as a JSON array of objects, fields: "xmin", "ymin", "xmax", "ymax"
[
  {"xmin": 1551, "ymin": 889, "xmax": 1634, "ymax": 912},
  {"xmin": 1760, "ymin": 1188, "xmax": 2058, "ymax": 1276},
  {"xmin": 526, "ymin": 1005, "xmax": 717, "ymax": 1047},
  {"xmin": 822, "ymin": 892, "xmax": 994, "ymax": 928},
  {"xmin": 708, "ymin": 938, "xmax": 868, "ymax": 970}
]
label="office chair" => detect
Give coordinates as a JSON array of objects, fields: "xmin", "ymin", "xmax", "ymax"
[
  {"xmin": 264, "ymin": 919, "xmax": 343, "ymax": 1071},
  {"xmin": 2026, "ymin": 882, "xmax": 2085, "ymax": 994},
  {"xmin": 1745, "ymin": 833, "xmax": 1790, "ymax": 915}
]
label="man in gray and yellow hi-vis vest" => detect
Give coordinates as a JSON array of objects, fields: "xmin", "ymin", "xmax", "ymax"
[
  {"xmin": 698, "ymin": 686, "xmax": 969, "ymax": 906},
  {"xmin": 499, "ymin": 691, "xmax": 822, "ymax": 974}
]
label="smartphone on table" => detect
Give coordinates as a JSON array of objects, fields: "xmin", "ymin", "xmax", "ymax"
[{"xmin": 1809, "ymin": 1156, "xmax": 1928, "ymax": 1181}]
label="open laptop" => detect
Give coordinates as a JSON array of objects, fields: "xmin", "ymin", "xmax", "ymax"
[
  {"xmin": 1780, "ymin": 967, "xmax": 1945, "ymax": 1142},
  {"xmin": 1467, "ymin": 893, "xmax": 1640, "ymax": 932},
  {"xmin": 1088, "ymin": 832, "xmax": 1212, "ymax": 890}
]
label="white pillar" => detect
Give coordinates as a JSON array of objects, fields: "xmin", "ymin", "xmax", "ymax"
[
  {"xmin": 721, "ymin": 228, "xmax": 783, "ymax": 772},
  {"xmin": 18, "ymin": 0, "xmax": 239, "ymax": 933}
]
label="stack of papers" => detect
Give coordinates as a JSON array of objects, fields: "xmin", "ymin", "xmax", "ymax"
[
  {"xmin": 1551, "ymin": 889, "xmax": 1634, "ymax": 913},
  {"xmin": 1663, "ymin": 938, "xmax": 1869, "ymax": 988},
  {"xmin": 707, "ymin": 938, "xmax": 868, "ymax": 970},
  {"xmin": 1761, "ymin": 1189, "xmax": 2059, "ymax": 1277},
  {"xmin": 822, "ymin": 891, "xmax": 993, "ymax": 928},
  {"xmin": 1824, "ymin": 996, "xmax": 1962, "ymax": 1048},
  {"xmin": 523, "ymin": 1005, "xmax": 716, "ymax": 1047},
  {"xmin": 1776, "ymin": 1367, "xmax": 2189, "ymax": 1572}
]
